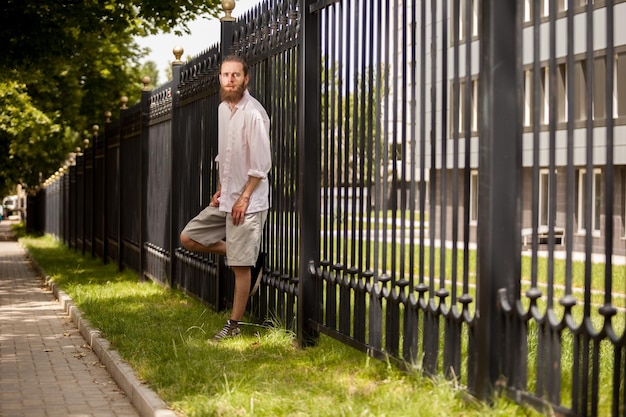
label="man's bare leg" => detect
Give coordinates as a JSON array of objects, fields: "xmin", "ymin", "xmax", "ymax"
[
  {"xmin": 181, "ymin": 233, "xmax": 251, "ymax": 321},
  {"xmin": 180, "ymin": 233, "xmax": 226, "ymax": 255},
  {"xmin": 230, "ymin": 266, "xmax": 252, "ymax": 321}
]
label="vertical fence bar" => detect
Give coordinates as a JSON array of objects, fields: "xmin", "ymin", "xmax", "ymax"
[
  {"xmin": 91, "ymin": 124, "xmax": 98, "ymax": 258},
  {"xmin": 298, "ymin": 0, "xmax": 321, "ymax": 347},
  {"xmin": 117, "ymin": 100, "xmax": 126, "ymax": 271},
  {"xmin": 72, "ymin": 160, "xmax": 77, "ymax": 248},
  {"xmin": 445, "ymin": 0, "xmax": 461, "ymax": 380},
  {"xmin": 140, "ymin": 78, "xmax": 150, "ymax": 280},
  {"xmin": 217, "ymin": 7, "xmax": 235, "ymax": 310},
  {"xmin": 170, "ymin": 51, "xmax": 183, "ymax": 287},
  {"xmin": 423, "ymin": 0, "xmax": 440, "ymax": 376},
  {"xmin": 103, "ymin": 114, "xmax": 110, "ymax": 264},
  {"xmin": 81, "ymin": 142, "xmax": 87, "ymax": 255},
  {"xmin": 475, "ymin": 0, "xmax": 520, "ymax": 400},
  {"xmin": 64, "ymin": 170, "xmax": 69, "ymax": 246}
]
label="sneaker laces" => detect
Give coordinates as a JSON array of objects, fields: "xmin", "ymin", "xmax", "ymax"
[{"xmin": 213, "ymin": 320, "xmax": 241, "ymax": 340}]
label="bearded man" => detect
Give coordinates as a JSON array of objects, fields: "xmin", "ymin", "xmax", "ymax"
[{"xmin": 180, "ymin": 55, "xmax": 271, "ymax": 341}]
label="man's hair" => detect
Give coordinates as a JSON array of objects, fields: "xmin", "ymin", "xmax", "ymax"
[{"xmin": 221, "ymin": 55, "xmax": 249, "ymax": 76}]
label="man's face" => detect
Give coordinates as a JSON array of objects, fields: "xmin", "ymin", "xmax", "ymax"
[{"xmin": 219, "ymin": 61, "xmax": 249, "ymax": 103}]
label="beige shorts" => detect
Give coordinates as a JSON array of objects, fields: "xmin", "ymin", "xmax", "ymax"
[{"xmin": 181, "ymin": 206, "xmax": 267, "ymax": 266}]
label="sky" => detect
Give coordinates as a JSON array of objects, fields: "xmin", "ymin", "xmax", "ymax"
[{"xmin": 135, "ymin": 0, "xmax": 263, "ymax": 84}]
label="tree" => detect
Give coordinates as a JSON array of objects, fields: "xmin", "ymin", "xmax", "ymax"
[
  {"xmin": 0, "ymin": 81, "xmax": 76, "ymax": 197},
  {"xmin": 0, "ymin": 0, "xmax": 222, "ymax": 70},
  {"xmin": 0, "ymin": 0, "xmax": 222, "ymax": 195}
]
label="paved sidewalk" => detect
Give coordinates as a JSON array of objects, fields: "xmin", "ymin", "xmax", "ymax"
[{"xmin": 0, "ymin": 221, "xmax": 174, "ymax": 417}]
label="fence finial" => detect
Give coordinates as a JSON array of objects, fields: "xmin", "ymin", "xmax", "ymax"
[
  {"xmin": 172, "ymin": 46, "xmax": 184, "ymax": 65},
  {"xmin": 83, "ymin": 138, "xmax": 90, "ymax": 149},
  {"xmin": 92, "ymin": 124, "xmax": 99, "ymax": 136},
  {"xmin": 120, "ymin": 96, "xmax": 128, "ymax": 109},
  {"xmin": 221, "ymin": 0, "xmax": 236, "ymax": 22},
  {"xmin": 104, "ymin": 111, "xmax": 112, "ymax": 123},
  {"xmin": 141, "ymin": 76, "xmax": 151, "ymax": 91}
]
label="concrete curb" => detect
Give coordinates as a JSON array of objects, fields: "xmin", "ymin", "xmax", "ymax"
[{"xmin": 27, "ymin": 255, "xmax": 178, "ymax": 417}]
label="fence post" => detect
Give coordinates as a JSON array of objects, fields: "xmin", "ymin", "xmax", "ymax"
[
  {"xmin": 475, "ymin": 0, "xmax": 522, "ymax": 400},
  {"xmin": 215, "ymin": 3, "xmax": 236, "ymax": 309},
  {"xmin": 221, "ymin": 1, "xmax": 235, "ymax": 56},
  {"xmin": 91, "ymin": 124, "xmax": 98, "ymax": 258},
  {"xmin": 170, "ymin": 48, "xmax": 184, "ymax": 287},
  {"xmin": 81, "ymin": 138, "xmax": 88, "ymax": 255},
  {"xmin": 140, "ymin": 76, "xmax": 151, "ymax": 281},
  {"xmin": 297, "ymin": 0, "xmax": 321, "ymax": 347},
  {"xmin": 103, "ymin": 112, "xmax": 111, "ymax": 264},
  {"xmin": 63, "ymin": 167, "xmax": 68, "ymax": 246},
  {"xmin": 117, "ymin": 96, "xmax": 128, "ymax": 272}
]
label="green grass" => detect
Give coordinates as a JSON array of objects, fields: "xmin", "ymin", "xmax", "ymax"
[{"xmin": 19, "ymin": 232, "xmax": 543, "ymax": 417}]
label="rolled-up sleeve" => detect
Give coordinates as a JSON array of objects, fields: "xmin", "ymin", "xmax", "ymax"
[{"xmin": 247, "ymin": 113, "xmax": 271, "ymax": 179}]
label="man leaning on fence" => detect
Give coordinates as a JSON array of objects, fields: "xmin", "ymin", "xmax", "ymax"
[{"xmin": 180, "ymin": 55, "xmax": 271, "ymax": 341}]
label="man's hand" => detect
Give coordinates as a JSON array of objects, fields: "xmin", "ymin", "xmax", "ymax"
[
  {"xmin": 209, "ymin": 190, "xmax": 221, "ymax": 207},
  {"xmin": 231, "ymin": 195, "xmax": 250, "ymax": 225}
]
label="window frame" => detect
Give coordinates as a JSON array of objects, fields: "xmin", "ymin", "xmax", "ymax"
[
  {"xmin": 577, "ymin": 168, "xmax": 602, "ymax": 236},
  {"xmin": 470, "ymin": 169, "xmax": 479, "ymax": 225}
]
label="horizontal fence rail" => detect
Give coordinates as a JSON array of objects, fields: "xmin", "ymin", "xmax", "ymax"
[{"xmin": 32, "ymin": 0, "xmax": 626, "ymax": 415}]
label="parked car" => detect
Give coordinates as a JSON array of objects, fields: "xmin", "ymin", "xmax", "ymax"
[{"xmin": 2, "ymin": 195, "xmax": 24, "ymax": 220}]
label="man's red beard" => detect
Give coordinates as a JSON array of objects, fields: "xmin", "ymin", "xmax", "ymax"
[{"xmin": 220, "ymin": 83, "xmax": 246, "ymax": 103}]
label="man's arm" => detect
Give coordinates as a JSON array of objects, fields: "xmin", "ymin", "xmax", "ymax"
[
  {"xmin": 230, "ymin": 176, "xmax": 262, "ymax": 225},
  {"xmin": 210, "ymin": 177, "xmax": 222, "ymax": 207}
]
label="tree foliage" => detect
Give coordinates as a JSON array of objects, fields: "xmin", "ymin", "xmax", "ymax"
[
  {"xmin": 0, "ymin": 0, "xmax": 221, "ymax": 196},
  {"xmin": 0, "ymin": 81, "xmax": 76, "ymax": 194}
]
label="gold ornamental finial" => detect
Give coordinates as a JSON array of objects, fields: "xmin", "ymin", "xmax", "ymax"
[
  {"xmin": 92, "ymin": 124, "xmax": 99, "ymax": 136},
  {"xmin": 173, "ymin": 46, "xmax": 184, "ymax": 64},
  {"xmin": 120, "ymin": 96, "xmax": 128, "ymax": 109},
  {"xmin": 104, "ymin": 111, "xmax": 112, "ymax": 123},
  {"xmin": 221, "ymin": 0, "xmax": 236, "ymax": 21},
  {"xmin": 83, "ymin": 138, "xmax": 90, "ymax": 149},
  {"xmin": 141, "ymin": 76, "xmax": 151, "ymax": 90}
]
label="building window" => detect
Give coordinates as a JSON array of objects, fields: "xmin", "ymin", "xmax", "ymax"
[
  {"xmin": 524, "ymin": 0, "xmax": 559, "ymax": 22},
  {"xmin": 574, "ymin": 60, "xmax": 587, "ymax": 122},
  {"xmin": 594, "ymin": 56, "xmax": 606, "ymax": 121},
  {"xmin": 539, "ymin": 170, "xmax": 551, "ymax": 227},
  {"xmin": 577, "ymin": 168, "xmax": 602, "ymax": 234},
  {"xmin": 470, "ymin": 170, "xmax": 478, "ymax": 224},
  {"xmin": 557, "ymin": 63, "xmax": 567, "ymax": 123},
  {"xmin": 457, "ymin": 0, "xmax": 479, "ymax": 41},
  {"xmin": 542, "ymin": 0, "xmax": 550, "ymax": 17},
  {"xmin": 524, "ymin": 69, "xmax": 533, "ymax": 127},
  {"xmin": 450, "ymin": 78, "xmax": 478, "ymax": 136},
  {"xmin": 617, "ymin": 51, "xmax": 626, "ymax": 118},
  {"xmin": 451, "ymin": 79, "xmax": 464, "ymax": 135},
  {"xmin": 523, "ymin": 66, "xmax": 552, "ymax": 127},
  {"xmin": 541, "ymin": 67, "xmax": 550, "ymax": 125},
  {"xmin": 471, "ymin": 80, "xmax": 478, "ymax": 132}
]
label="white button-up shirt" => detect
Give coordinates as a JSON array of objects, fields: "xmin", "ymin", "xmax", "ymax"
[{"xmin": 216, "ymin": 89, "xmax": 271, "ymax": 213}]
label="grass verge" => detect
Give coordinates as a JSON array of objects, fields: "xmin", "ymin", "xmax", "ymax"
[{"xmin": 20, "ymin": 232, "xmax": 545, "ymax": 417}]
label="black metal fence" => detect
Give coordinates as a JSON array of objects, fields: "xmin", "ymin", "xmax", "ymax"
[{"xmin": 32, "ymin": 0, "xmax": 626, "ymax": 415}]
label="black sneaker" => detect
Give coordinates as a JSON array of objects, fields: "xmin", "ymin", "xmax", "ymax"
[
  {"xmin": 249, "ymin": 252, "xmax": 265, "ymax": 296},
  {"xmin": 212, "ymin": 319, "xmax": 241, "ymax": 341}
]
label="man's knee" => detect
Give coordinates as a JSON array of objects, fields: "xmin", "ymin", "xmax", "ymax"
[{"xmin": 180, "ymin": 233, "xmax": 197, "ymax": 250}]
